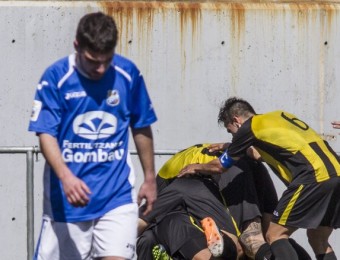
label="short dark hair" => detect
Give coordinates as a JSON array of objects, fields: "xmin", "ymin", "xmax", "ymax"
[
  {"xmin": 218, "ymin": 97, "xmax": 256, "ymax": 126},
  {"xmin": 76, "ymin": 12, "xmax": 118, "ymax": 53}
]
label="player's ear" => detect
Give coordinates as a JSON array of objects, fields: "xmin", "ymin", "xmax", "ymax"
[
  {"xmin": 232, "ymin": 116, "xmax": 242, "ymax": 128},
  {"xmin": 74, "ymin": 40, "xmax": 79, "ymax": 52}
]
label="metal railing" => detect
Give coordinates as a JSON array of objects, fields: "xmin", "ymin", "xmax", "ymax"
[
  {"xmin": 0, "ymin": 146, "xmax": 178, "ymax": 260},
  {"xmin": 0, "ymin": 146, "xmax": 39, "ymax": 260}
]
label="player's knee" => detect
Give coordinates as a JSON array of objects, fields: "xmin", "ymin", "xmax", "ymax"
[
  {"xmin": 307, "ymin": 229, "xmax": 330, "ymax": 245},
  {"xmin": 307, "ymin": 233, "xmax": 330, "ymax": 253},
  {"xmin": 266, "ymin": 227, "xmax": 288, "ymax": 244}
]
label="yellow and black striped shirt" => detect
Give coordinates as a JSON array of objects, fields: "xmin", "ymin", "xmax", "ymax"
[
  {"xmin": 228, "ymin": 111, "xmax": 340, "ymax": 185},
  {"xmin": 158, "ymin": 143, "xmax": 222, "ymax": 179}
]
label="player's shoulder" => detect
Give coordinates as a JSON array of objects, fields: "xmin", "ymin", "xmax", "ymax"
[
  {"xmin": 263, "ymin": 110, "xmax": 294, "ymax": 116},
  {"xmin": 113, "ymin": 54, "xmax": 140, "ymax": 78},
  {"xmin": 46, "ymin": 55, "xmax": 73, "ymax": 71},
  {"xmin": 43, "ymin": 54, "xmax": 75, "ymax": 80},
  {"xmin": 113, "ymin": 53, "xmax": 132, "ymax": 64},
  {"xmin": 266, "ymin": 110, "xmax": 301, "ymax": 121},
  {"xmin": 254, "ymin": 110, "xmax": 287, "ymax": 121}
]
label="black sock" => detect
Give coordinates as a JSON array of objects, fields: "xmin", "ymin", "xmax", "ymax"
[
  {"xmin": 288, "ymin": 238, "xmax": 312, "ymax": 260},
  {"xmin": 316, "ymin": 251, "xmax": 337, "ymax": 260},
  {"xmin": 255, "ymin": 243, "xmax": 273, "ymax": 260},
  {"xmin": 271, "ymin": 238, "xmax": 299, "ymax": 260}
]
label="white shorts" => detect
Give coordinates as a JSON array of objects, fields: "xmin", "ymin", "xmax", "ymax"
[{"xmin": 34, "ymin": 203, "xmax": 138, "ymax": 260}]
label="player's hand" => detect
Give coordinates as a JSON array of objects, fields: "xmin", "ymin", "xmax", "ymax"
[
  {"xmin": 60, "ymin": 172, "xmax": 91, "ymax": 207},
  {"xmin": 138, "ymin": 177, "xmax": 157, "ymax": 216},
  {"xmin": 178, "ymin": 163, "xmax": 200, "ymax": 178},
  {"xmin": 208, "ymin": 142, "xmax": 230, "ymax": 153},
  {"xmin": 331, "ymin": 121, "xmax": 340, "ymax": 129}
]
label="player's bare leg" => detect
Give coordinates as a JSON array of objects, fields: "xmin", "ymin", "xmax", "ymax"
[
  {"xmin": 267, "ymin": 222, "xmax": 298, "ymax": 259},
  {"xmin": 307, "ymin": 226, "xmax": 336, "ymax": 259},
  {"xmin": 239, "ymin": 217, "xmax": 267, "ymax": 259}
]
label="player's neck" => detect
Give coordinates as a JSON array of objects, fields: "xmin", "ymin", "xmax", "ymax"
[{"xmin": 75, "ymin": 53, "xmax": 91, "ymax": 79}]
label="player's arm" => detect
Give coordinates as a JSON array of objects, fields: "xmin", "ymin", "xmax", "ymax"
[
  {"xmin": 132, "ymin": 126, "xmax": 157, "ymax": 216},
  {"xmin": 178, "ymin": 150, "xmax": 239, "ymax": 177},
  {"xmin": 208, "ymin": 142, "xmax": 231, "ymax": 152},
  {"xmin": 39, "ymin": 133, "xmax": 91, "ymax": 207}
]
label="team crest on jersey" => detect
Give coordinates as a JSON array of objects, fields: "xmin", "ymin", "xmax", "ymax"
[{"xmin": 106, "ymin": 90, "xmax": 120, "ymax": 106}]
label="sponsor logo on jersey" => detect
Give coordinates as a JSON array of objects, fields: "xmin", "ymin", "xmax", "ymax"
[
  {"xmin": 30, "ymin": 100, "xmax": 42, "ymax": 121},
  {"xmin": 62, "ymin": 147, "xmax": 124, "ymax": 162},
  {"xmin": 62, "ymin": 140, "xmax": 125, "ymax": 163},
  {"xmin": 65, "ymin": 91, "xmax": 87, "ymax": 100},
  {"xmin": 62, "ymin": 140, "xmax": 123, "ymax": 149},
  {"xmin": 73, "ymin": 111, "xmax": 117, "ymax": 140},
  {"xmin": 106, "ymin": 90, "xmax": 120, "ymax": 106}
]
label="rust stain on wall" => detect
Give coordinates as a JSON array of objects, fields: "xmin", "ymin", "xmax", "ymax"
[
  {"xmin": 176, "ymin": 3, "xmax": 202, "ymax": 37},
  {"xmin": 230, "ymin": 3, "xmax": 246, "ymax": 42},
  {"xmin": 286, "ymin": 3, "xmax": 338, "ymax": 133},
  {"xmin": 99, "ymin": 2, "xmax": 338, "ymax": 38},
  {"xmin": 99, "ymin": 2, "xmax": 155, "ymax": 52},
  {"xmin": 99, "ymin": 1, "xmax": 250, "ymax": 50},
  {"xmin": 175, "ymin": 2, "xmax": 202, "ymax": 65},
  {"xmin": 98, "ymin": 1, "xmax": 339, "ymax": 92},
  {"xmin": 320, "ymin": 4, "xmax": 336, "ymax": 34},
  {"xmin": 288, "ymin": 3, "xmax": 336, "ymax": 28}
]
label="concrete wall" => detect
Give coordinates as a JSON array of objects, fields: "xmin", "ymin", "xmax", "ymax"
[{"xmin": 0, "ymin": 1, "xmax": 340, "ymax": 258}]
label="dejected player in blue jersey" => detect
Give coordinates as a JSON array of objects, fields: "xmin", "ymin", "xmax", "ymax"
[{"xmin": 29, "ymin": 12, "xmax": 158, "ymax": 260}]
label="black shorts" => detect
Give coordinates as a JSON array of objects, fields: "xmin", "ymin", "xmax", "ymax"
[
  {"xmin": 214, "ymin": 158, "xmax": 278, "ymax": 230},
  {"xmin": 272, "ymin": 177, "xmax": 340, "ymax": 228},
  {"xmin": 154, "ymin": 212, "xmax": 207, "ymax": 259},
  {"xmin": 156, "ymin": 175, "xmax": 175, "ymax": 193},
  {"xmin": 136, "ymin": 229, "xmax": 158, "ymax": 260},
  {"xmin": 141, "ymin": 176, "xmax": 239, "ymax": 236}
]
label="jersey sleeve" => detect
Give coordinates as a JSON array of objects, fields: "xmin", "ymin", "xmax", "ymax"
[
  {"xmin": 28, "ymin": 68, "xmax": 62, "ymax": 137},
  {"xmin": 129, "ymin": 69, "xmax": 157, "ymax": 129},
  {"xmin": 228, "ymin": 119, "xmax": 255, "ymax": 157}
]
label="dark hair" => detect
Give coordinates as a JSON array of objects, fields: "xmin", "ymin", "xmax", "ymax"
[
  {"xmin": 76, "ymin": 12, "xmax": 118, "ymax": 53},
  {"xmin": 218, "ymin": 97, "xmax": 256, "ymax": 126}
]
